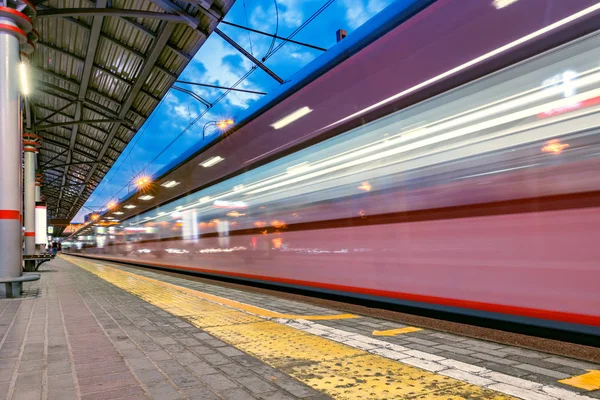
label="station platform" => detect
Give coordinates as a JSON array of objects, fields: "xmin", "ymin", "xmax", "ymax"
[{"xmin": 1, "ymin": 256, "xmax": 599, "ymax": 400}]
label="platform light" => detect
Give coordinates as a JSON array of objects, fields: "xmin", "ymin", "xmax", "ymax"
[
  {"xmin": 270, "ymin": 107, "xmax": 312, "ymax": 129},
  {"xmin": 135, "ymin": 176, "xmax": 151, "ymax": 187},
  {"xmin": 20, "ymin": 62, "xmax": 30, "ymax": 96},
  {"xmin": 139, "ymin": 195, "xmax": 154, "ymax": 201},
  {"xmin": 124, "ymin": 204, "xmax": 136, "ymax": 209},
  {"xmin": 200, "ymin": 156, "xmax": 224, "ymax": 168},
  {"xmin": 217, "ymin": 119, "xmax": 234, "ymax": 129},
  {"xmin": 161, "ymin": 180, "xmax": 180, "ymax": 188},
  {"xmin": 113, "ymin": 211, "xmax": 124, "ymax": 215}
]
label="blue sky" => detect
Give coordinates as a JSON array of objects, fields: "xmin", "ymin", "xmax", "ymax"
[{"xmin": 74, "ymin": 0, "xmax": 396, "ymax": 222}]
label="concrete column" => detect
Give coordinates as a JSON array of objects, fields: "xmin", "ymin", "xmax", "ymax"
[
  {"xmin": 0, "ymin": 16, "xmax": 24, "ymax": 296},
  {"xmin": 23, "ymin": 134, "xmax": 38, "ymax": 255},
  {"xmin": 35, "ymin": 172, "xmax": 42, "ymax": 254}
]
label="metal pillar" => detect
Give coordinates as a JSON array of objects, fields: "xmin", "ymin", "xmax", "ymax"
[
  {"xmin": 23, "ymin": 133, "xmax": 40, "ymax": 255},
  {"xmin": 0, "ymin": 15, "xmax": 24, "ymax": 296}
]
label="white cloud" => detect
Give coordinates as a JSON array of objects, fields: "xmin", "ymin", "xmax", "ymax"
[
  {"xmin": 187, "ymin": 35, "xmax": 263, "ymax": 109},
  {"xmin": 340, "ymin": 0, "xmax": 393, "ymax": 29}
]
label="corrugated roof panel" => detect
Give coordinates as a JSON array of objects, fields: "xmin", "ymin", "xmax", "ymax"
[{"xmin": 33, "ymin": 0, "xmax": 237, "ymax": 226}]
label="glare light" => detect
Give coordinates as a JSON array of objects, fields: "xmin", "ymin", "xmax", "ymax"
[
  {"xmin": 493, "ymin": 0, "xmax": 518, "ymax": 9},
  {"xmin": 135, "ymin": 176, "xmax": 151, "ymax": 187},
  {"xmin": 286, "ymin": 162, "xmax": 310, "ymax": 174},
  {"xmin": 216, "ymin": 119, "xmax": 234, "ymax": 129},
  {"xmin": 107, "ymin": 201, "xmax": 117, "ymax": 209},
  {"xmin": 200, "ymin": 156, "xmax": 224, "ymax": 168},
  {"xmin": 161, "ymin": 180, "xmax": 180, "ymax": 188},
  {"xmin": 542, "ymin": 139, "xmax": 569, "ymax": 155},
  {"xmin": 20, "ymin": 63, "xmax": 29, "ymax": 96},
  {"xmin": 124, "ymin": 205, "xmax": 136, "ymax": 209},
  {"xmin": 270, "ymin": 107, "xmax": 312, "ymax": 129},
  {"xmin": 214, "ymin": 200, "xmax": 247, "ymax": 208},
  {"xmin": 139, "ymin": 195, "xmax": 154, "ymax": 201},
  {"xmin": 358, "ymin": 182, "xmax": 372, "ymax": 192},
  {"xmin": 91, "ymin": 214, "xmax": 99, "ymax": 221}
]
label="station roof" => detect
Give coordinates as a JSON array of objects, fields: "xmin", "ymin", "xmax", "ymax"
[{"xmin": 28, "ymin": 0, "xmax": 235, "ymax": 230}]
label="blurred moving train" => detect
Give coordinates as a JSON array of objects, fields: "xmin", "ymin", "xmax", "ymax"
[{"xmin": 66, "ymin": 0, "xmax": 600, "ymax": 335}]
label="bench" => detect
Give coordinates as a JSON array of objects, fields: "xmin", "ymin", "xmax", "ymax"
[
  {"xmin": 23, "ymin": 255, "xmax": 54, "ymax": 272},
  {"xmin": 0, "ymin": 274, "xmax": 41, "ymax": 298}
]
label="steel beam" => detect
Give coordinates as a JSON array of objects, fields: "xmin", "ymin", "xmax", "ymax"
[
  {"xmin": 40, "ymin": 148, "xmax": 68, "ymax": 168},
  {"xmin": 41, "ymin": 161, "xmax": 102, "ymax": 171},
  {"xmin": 37, "ymin": 8, "xmax": 187, "ymax": 22},
  {"xmin": 35, "ymin": 71, "xmax": 146, "ymax": 121},
  {"xmin": 36, "ymin": 6, "xmax": 181, "ymax": 77},
  {"xmin": 35, "ymin": 99, "xmax": 77, "ymax": 126},
  {"xmin": 145, "ymin": 0, "xmax": 201, "ymax": 28},
  {"xmin": 70, "ymin": 22, "xmax": 177, "ymax": 217},
  {"xmin": 33, "ymin": 119, "xmax": 125, "ymax": 130},
  {"xmin": 214, "ymin": 28, "xmax": 284, "ymax": 84}
]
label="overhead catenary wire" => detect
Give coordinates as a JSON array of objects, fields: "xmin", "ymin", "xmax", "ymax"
[{"xmin": 98, "ymin": 0, "xmax": 334, "ymax": 209}]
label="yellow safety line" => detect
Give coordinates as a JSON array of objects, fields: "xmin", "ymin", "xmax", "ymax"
[
  {"xmin": 63, "ymin": 256, "xmax": 357, "ymax": 320},
  {"xmin": 65, "ymin": 255, "xmax": 515, "ymax": 400},
  {"xmin": 559, "ymin": 370, "xmax": 600, "ymax": 391},
  {"xmin": 372, "ymin": 327, "xmax": 423, "ymax": 336}
]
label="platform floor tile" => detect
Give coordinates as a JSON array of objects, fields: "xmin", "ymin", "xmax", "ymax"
[{"xmin": 62, "ymin": 256, "xmax": 528, "ymax": 399}]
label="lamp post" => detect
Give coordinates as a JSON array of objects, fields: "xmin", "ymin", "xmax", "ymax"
[{"xmin": 202, "ymin": 119, "xmax": 234, "ymax": 140}]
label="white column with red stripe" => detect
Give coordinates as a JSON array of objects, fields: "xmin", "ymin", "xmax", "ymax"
[
  {"xmin": 23, "ymin": 133, "xmax": 40, "ymax": 255},
  {"xmin": 0, "ymin": 3, "xmax": 38, "ymax": 294}
]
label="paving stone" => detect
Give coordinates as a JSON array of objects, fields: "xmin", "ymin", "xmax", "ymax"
[
  {"xmin": 11, "ymin": 385, "xmax": 42, "ymax": 400},
  {"xmin": 218, "ymin": 363, "xmax": 257, "ymax": 378},
  {"xmin": 543, "ymin": 356, "xmax": 600, "ymax": 370},
  {"xmin": 203, "ymin": 353, "xmax": 233, "ymax": 366},
  {"xmin": 219, "ymin": 387, "xmax": 259, "ymax": 399},
  {"xmin": 259, "ymin": 391, "xmax": 300, "ymax": 400},
  {"xmin": 201, "ymin": 372, "xmax": 239, "ymax": 391},
  {"xmin": 217, "ymin": 346, "xmax": 246, "ymax": 357},
  {"xmin": 47, "ymin": 388, "xmax": 78, "ymax": 400},
  {"xmin": 189, "ymin": 345, "xmax": 217, "ymax": 356},
  {"xmin": 78, "ymin": 371, "xmax": 139, "ymax": 394},
  {"xmin": 181, "ymin": 385, "xmax": 221, "ymax": 399},
  {"xmin": 434, "ymin": 344, "xmax": 475, "ymax": 356},
  {"xmin": 514, "ymin": 363, "xmax": 571, "ymax": 379},
  {"xmin": 270, "ymin": 376, "xmax": 321, "ymax": 398},
  {"xmin": 0, "ymin": 382, "xmax": 10, "ymax": 398},
  {"xmin": 47, "ymin": 373, "xmax": 75, "ymax": 391},
  {"xmin": 236, "ymin": 375, "xmax": 278, "ymax": 394},
  {"xmin": 15, "ymin": 371, "xmax": 43, "ymax": 388},
  {"xmin": 0, "ymin": 366, "xmax": 15, "ymax": 383},
  {"xmin": 471, "ymin": 352, "xmax": 518, "ymax": 365},
  {"xmin": 435, "ymin": 352, "xmax": 481, "ymax": 365},
  {"xmin": 80, "ymin": 385, "xmax": 146, "ymax": 400}
]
